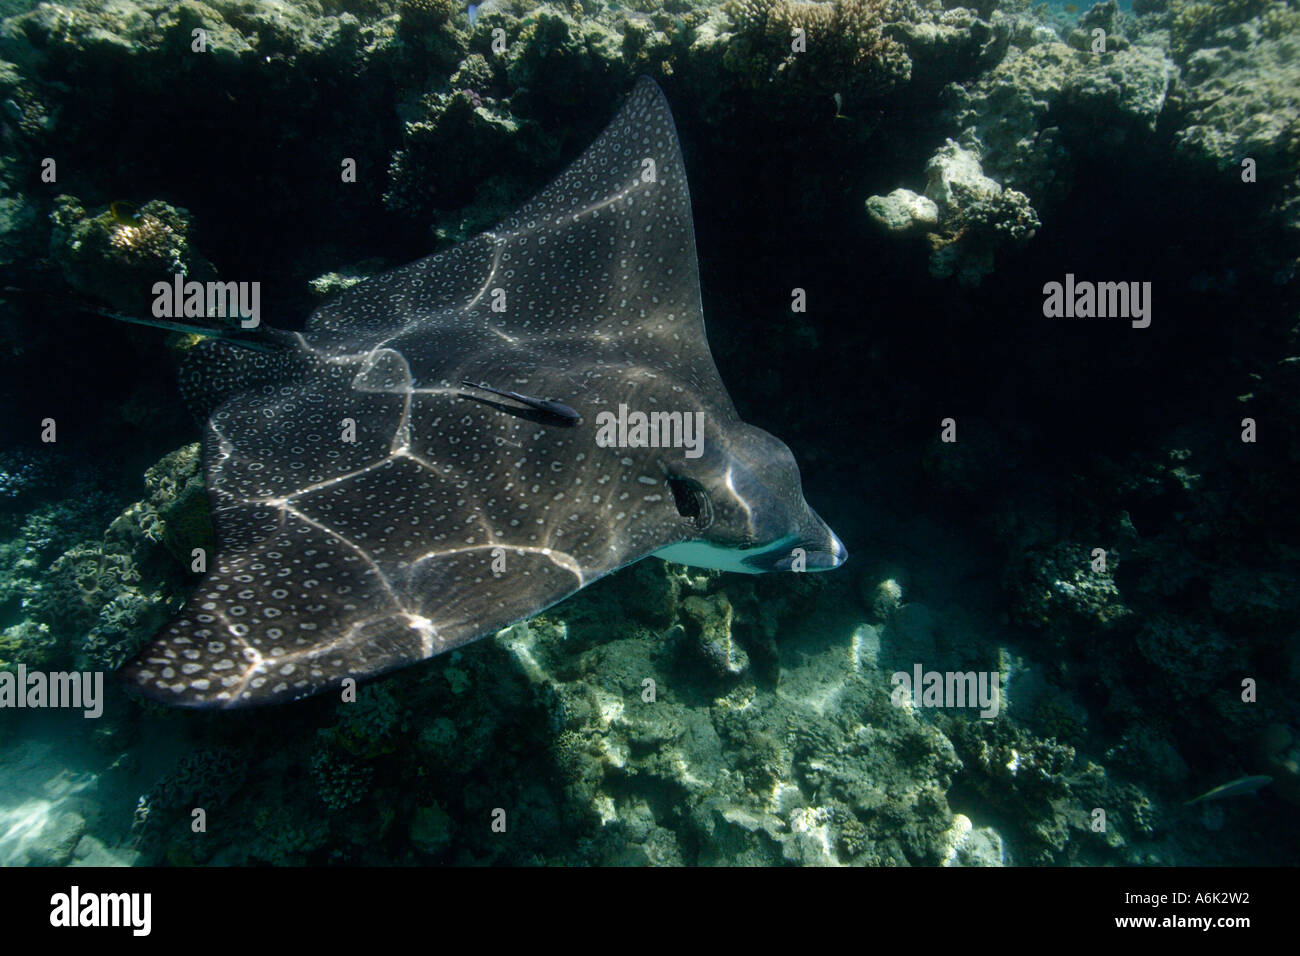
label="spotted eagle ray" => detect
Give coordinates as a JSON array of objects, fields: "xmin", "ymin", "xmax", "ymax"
[{"xmin": 123, "ymin": 77, "xmax": 847, "ymax": 708}]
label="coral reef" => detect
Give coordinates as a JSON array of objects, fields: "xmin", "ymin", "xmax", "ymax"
[
  {"xmin": 0, "ymin": 619, "xmax": 54, "ymax": 672},
  {"xmin": 517, "ymin": 569, "xmax": 970, "ymax": 866},
  {"xmin": 113, "ymin": 444, "xmax": 213, "ymax": 565},
  {"xmin": 0, "ymin": 57, "xmax": 42, "ymax": 269},
  {"xmin": 722, "ymin": 0, "xmax": 912, "ymax": 102},
  {"xmin": 132, "ymin": 747, "xmax": 247, "ymax": 861},
  {"xmin": 327, "ymin": 682, "xmax": 409, "ymax": 758},
  {"xmin": 944, "ymin": 716, "xmax": 1157, "ymax": 865},
  {"xmin": 919, "ymin": 139, "xmax": 1039, "ymax": 283},
  {"xmin": 385, "ymin": 88, "xmax": 524, "ymax": 226},
  {"xmin": 1170, "ymin": 5, "xmax": 1300, "ymax": 195},
  {"xmin": 1009, "ymin": 541, "xmax": 1131, "ymax": 635},
  {"xmin": 0, "ymin": 476, "xmax": 119, "ymax": 668},
  {"xmin": 49, "ymin": 197, "xmax": 215, "ymax": 314},
  {"xmin": 1166, "ymin": 0, "xmax": 1278, "ymax": 63},
  {"xmin": 865, "ymin": 187, "xmax": 937, "ymax": 234},
  {"xmin": 867, "ymin": 15, "xmax": 1183, "ymax": 281},
  {"xmin": 681, "ymin": 591, "xmax": 749, "ymax": 677},
  {"xmin": 409, "ymin": 801, "xmax": 454, "ymax": 855},
  {"xmin": 0, "ymin": 0, "xmax": 1294, "ymax": 872},
  {"xmin": 310, "ymin": 745, "xmax": 376, "ymax": 811},
  {"xmin": 5, "ymin": 444, "xmax": 200, "ymax": 672}
]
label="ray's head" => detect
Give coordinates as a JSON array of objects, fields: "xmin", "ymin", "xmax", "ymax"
[{"xmin": 653, "ymin": 420, "xmax": 847, "ymax": 574}]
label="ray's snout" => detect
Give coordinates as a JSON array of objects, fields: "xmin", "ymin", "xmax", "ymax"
[
  {"xmin": 772, "ymin": 529, "xmax": 848, "ymax": 572},
  {"xmin": 812, "ymin": 528, "xmax": 850, "ymax": 569},
  {"xmin": 746, "ymin": 520, "xmax": 848, "ymax": 573}
]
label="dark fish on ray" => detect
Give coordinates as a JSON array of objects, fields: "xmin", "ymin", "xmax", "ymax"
[
  {"xmin": 458, "ymin": 380, "xmax": 582, "ymax": 426},
  {"xmin": 122, "ymin": 77, "xmax": 847, "ymax": 708}
]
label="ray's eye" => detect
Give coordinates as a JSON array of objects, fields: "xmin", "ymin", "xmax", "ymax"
[{"xmin": 667, "ymin": 476, "xmax": 712, "ymax": 532}]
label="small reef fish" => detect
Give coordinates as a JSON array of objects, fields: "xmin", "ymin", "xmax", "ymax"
[
  {"xmin": 109, "ymin": 200, "xmax": 142, "ymax": 225},
  {"xmin": 1184, "ymin": 775, "xmax": 1272, "ymax": 806}
]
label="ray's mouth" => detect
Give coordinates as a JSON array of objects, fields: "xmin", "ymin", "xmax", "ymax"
[{"xmin": 743, "ymin": 532, "xmax": 848, "ymax": 573}]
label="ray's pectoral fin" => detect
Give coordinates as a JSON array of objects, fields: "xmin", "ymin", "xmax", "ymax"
[
  {"xmin": 122, "ymin": 518, "xmax": 593, "ymax": 708},
  {"xmin": 458, "ymin": 380, "xmax": 582, "ymax": 427},
  {"xmin": 123, "ymin": 77, "xmax": 833, "ymax": 710}
]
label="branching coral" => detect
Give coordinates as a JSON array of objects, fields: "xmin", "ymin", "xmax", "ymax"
[
  {"xmin": 723, "ymin": 0, "xmax": 912, "ymax": 100},
  {"xmin": 310, "ymin": 744, "xmax": 376, "ymax": 810}
]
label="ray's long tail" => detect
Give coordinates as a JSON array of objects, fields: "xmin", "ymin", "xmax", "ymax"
[
  {"xmin": 2, "ymin": 274, "xmax": 289, "ymax": 354},
  {"xmin": 74, "ymin": 303, "xmax": 289, "ymax": 353}
]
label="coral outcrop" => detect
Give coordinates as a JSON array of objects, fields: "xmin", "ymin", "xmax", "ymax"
[{"xmin": 49, "ymin": 197, "xmax": 215, "ymax": 314}]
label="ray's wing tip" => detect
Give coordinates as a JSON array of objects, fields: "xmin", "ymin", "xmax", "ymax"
[
  {"xmin": 119, "ymin": 661, "xmax": 224, "ymax": 710},
  {"xmin": 630, "ymin": 74, "xmax": 669, "ymax": 109},
  {"xmin": 119, "ymin": 658, "xmax": 305, "ymax": 710},
  {"xmin": 632, "ymin": 74, "xmax": 662, "ymax": 95},
  {"xmin": 119, "ymin": 639, "xmax": 280, "ymax": 711}
]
